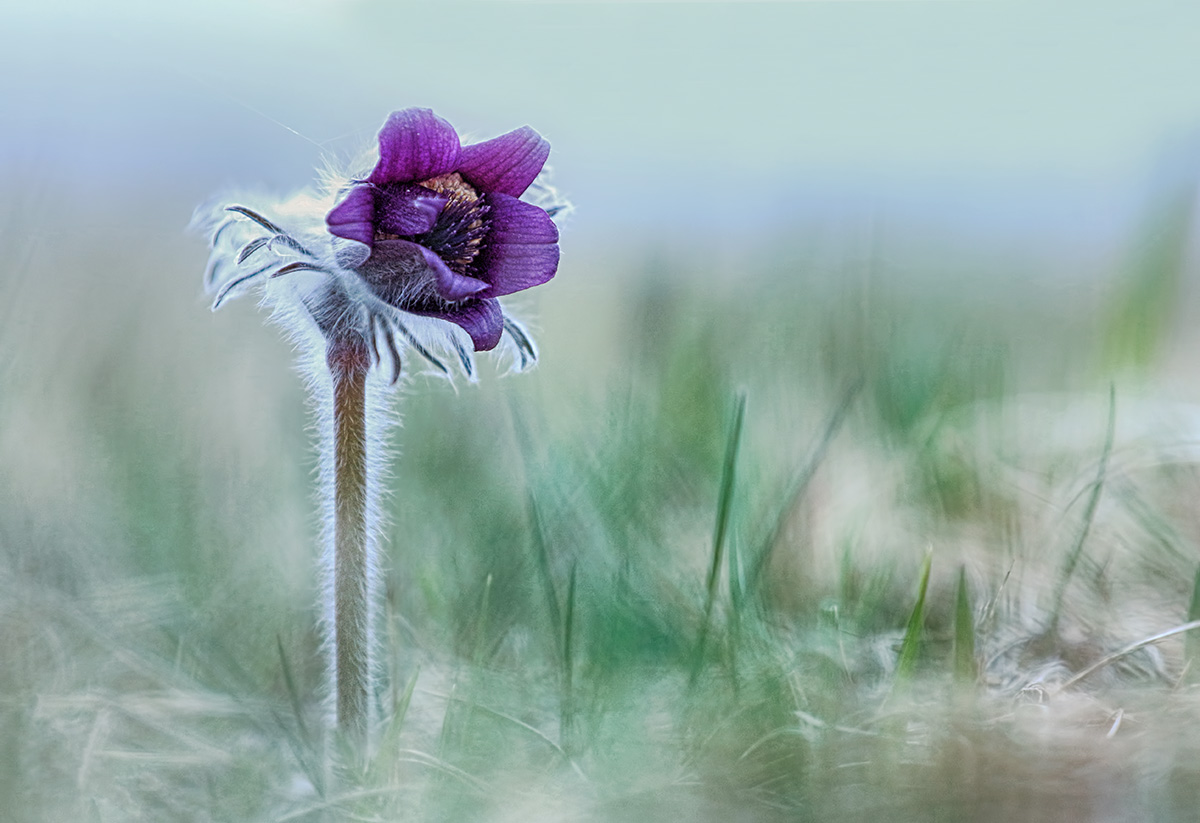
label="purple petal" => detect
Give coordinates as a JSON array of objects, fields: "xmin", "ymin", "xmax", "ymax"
[
  {"xmin": 422, "ymin": 246, "xmax": 489, "ymax": 302},
  {"xmin": 377, "ymin": 184, "xmax": 447, "ymax": 236},
  {"xmin": 356, "ymin": 239, "xmax": 487, "ymax": 309},
  {"xmin": 367, "ymin": 108, "xmax": 461, "ymax": 185},
  {"xmin": 413, "ymin": 298, "xmax": 504, "ymax": 351},
  {"xmin": 474, "ymin": 194, "xmax": 560, "ymax": 298},
  {"xmin": 326, "ymin": 186, "xmax": 376, "ymax": 248},
  {"xmin": 458, "ymin": 126, "xmax": 550, "ymax": 197}
]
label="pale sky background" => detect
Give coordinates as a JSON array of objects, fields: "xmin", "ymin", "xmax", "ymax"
[{"xmin": 3, "ymin": 0, "xmax": 1200, "ymax": 251}]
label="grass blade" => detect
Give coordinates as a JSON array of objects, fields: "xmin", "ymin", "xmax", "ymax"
[
  {"xmin": 510, "ymin": 397, "xmax": 568, "ymax": 667},
  {"xmin": 276, "ymin": 634, "xmax": 311, "ymax": 747},
  {"xmin": 744, "ymin": 379, "xmax": 861, "ymax": 602},
  {"xmin": 528, "ymin": 492, "xmax": 565, "ymax": 662},
  {"xmin": 895, "ymin": 551, "xmax": 932, "ymax": 683},
  {"xmin": 471, "ymin": 574, "xmax": 494, "ymax": 665},
  {"xmin": 393, "ymin": 666, "xmax": 419, "ymax": 731},
  {"xmin": 275, "ymin": 635, "xmax": 324, "ymax": 797},
  {"xmin": 953, "ymin": 565, "xmax": 977, "ymax": 683},
  {"xmin": 728, "ymin": 531, "xmax": 746, "ymax": 614},
  {"xmin": 691, "ymin": 391, "xmax": 747, "ymax": 686},
  {"xmin": 1047, "ymin": 384, "xmax": 1116, "ymax": 636},
  {"xmin": 562, "ymin": 562, "xmax": 577, "ymax": 749},
  {"xmin": 365, "ymin": 666, "xmax": 420, "ymax": 784}
]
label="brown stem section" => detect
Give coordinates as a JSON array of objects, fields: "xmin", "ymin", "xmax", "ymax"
[{"xmin": 328, "ymin": 334, "xmax": 371, "ymax": 749}]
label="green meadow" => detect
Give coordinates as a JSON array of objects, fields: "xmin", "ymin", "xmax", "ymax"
[{"xmin": 5, "ymin": 184, "xmax": 1200, "ymax": 821}]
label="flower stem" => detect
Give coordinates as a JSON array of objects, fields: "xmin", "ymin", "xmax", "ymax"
[{"xmin": 327, "ymin": 334, "xmax": 372, "ymax": 750}]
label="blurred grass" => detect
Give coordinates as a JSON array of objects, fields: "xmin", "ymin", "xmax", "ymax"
[{"xmin": 4, "ymin": 182, "xmax": 1200, "ymax": 820}]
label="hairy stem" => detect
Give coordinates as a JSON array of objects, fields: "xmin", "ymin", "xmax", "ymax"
[{"xmin": 327, "ymin": 334, "xmax": 372, "ymax": 750}]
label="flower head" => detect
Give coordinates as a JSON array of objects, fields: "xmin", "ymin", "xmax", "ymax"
[
  {"xmin": 197, "ymin": 108, "xmax": 565, "ymax": 380},
  {"xmin": 326, "ymin": 108, "xmax": 560, "ymax": 352}
]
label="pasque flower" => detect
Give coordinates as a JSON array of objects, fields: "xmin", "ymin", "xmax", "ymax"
[
  {"xmin": 200, "ymin": 107, "xmax": 565, "ymax": 379},
  {"xmin": 326, "ymin": 107, "xmax": 560, "ymax": 353},
  {"xmin": 195, "ymin": 109, "xmax": 565, "ymax": 756}
]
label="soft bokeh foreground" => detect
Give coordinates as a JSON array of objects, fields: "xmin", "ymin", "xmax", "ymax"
[{"xmin": 6, "ymin": 181, "xmax": 1200, "ymax": 821}]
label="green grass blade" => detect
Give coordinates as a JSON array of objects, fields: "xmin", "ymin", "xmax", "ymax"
[
  {"xmin": 510, "ymin": 398, "xmax": 569, "ymax": 667},
  {"xmin": 471, "ymin": 573, "xmax": 494, "ymax": 665},
  {"xmin": 744, "ymin": 379, "xmax": 861, "ymax": 602},
  {"xmin": 691, "ymin": 391, "xmax": 747, "ymax": 685},
  {"xmin": 393, "ymin": 665, "xmax": 419, "ymax": 730},
  {"xmin": 561, "ymin": 562, "xmax": 577, "ymax": 749},
  {"xmin": 707, "ymin": 392, "xmax": 748, "ymax": 598},
  {"xmin": 275, "ymin": 634, "xmax": 325, "ymax": 797},
  {"xmin": 895, "ymin": 551, "xmax": 932, "ymax": 683},
  {"xmin": 1047, "ymin": 384, "xmax": 1116, "ymax": 636},
  {"xmin": 527, "ymin": 492, "xmax": 565, "ymax": 660},
  {"xmin": 728, "ymin": 530, "xmax": 745, "ymax": 614},
  {"xmin": 365, "ymin": 666, "xmax": 420, "ymax": 784},
  {"xmin": 953, "ymin": 566, "xmax": 977, "ymax": 683},
  {"xmin": 276, "ymin": 634, "xmax": 311, "ymax": 747}
]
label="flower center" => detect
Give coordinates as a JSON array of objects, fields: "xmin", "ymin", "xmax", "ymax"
[{"xmin": 375, "ymin": 173, "xmax": 490, "ymax": 277}]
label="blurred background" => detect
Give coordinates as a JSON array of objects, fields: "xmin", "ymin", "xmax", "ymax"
[
  {"xmin": 7, "ymin": 1, "xmax": 1200, "ymax": 820},
  {"xmin": 7, "ymin": 0, "xmax": 1200, "ymax": 245}
]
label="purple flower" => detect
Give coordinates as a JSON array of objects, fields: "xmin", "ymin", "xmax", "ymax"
[
  {"xmin": 197, "ymin": 109, "xmax": 566, "ymax": 380},
  {"xmin": 325, "ymin": 108, "xmax": 560, "ymax": 352}
]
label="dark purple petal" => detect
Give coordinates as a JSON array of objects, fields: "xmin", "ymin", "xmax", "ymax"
[
  {"xmin": 326, "ymin": 186, "xmax": 376, "ymax": 248},
  {"xmin": 356, "ymin": 239, "xmax": 487, "ymax": 309},
  {"xmin": 367, "ymin": 108, "xmax": 461, "ymax": 185},
  {"xmin": 377, "ymin": 184, "xmax": 447, "ymax": 236},
  {"xmin": 457, "ymin": 126, "xmax": 550, "ymax": 197},
  {"xmin": 412, "ymin": 298, "xmax": 504, "ymax": 351},
  {"xmin": 474, "ymin": 193, "xmax": 560, "ymax": 298},
  {"xmin": 423, "ymin": 246, "xmax": 489, "ymax": 302}
]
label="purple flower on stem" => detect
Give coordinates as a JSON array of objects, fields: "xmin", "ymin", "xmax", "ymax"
[
  {"xmin": 195, "ymin": 109, "xmax": 566, "ymax": 757},
  {"xmin": 326, "ymin": 108, "xmax": 560, "ymax": 353}
]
